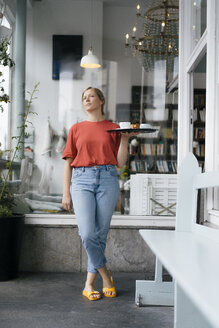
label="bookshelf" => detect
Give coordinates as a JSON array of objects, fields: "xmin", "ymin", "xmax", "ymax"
[
  {"xmin": 125, "ymin": 85, "xmax": 177, "ymax": 174},
  {"xmin": 128, "ymin": 120, "xmax": 177, "ymax": 174},
  {"xmin": 115, "ymin": 85, "xmax": 178, "ymax": 176}
]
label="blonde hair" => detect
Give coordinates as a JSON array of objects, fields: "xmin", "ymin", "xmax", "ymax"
[{"xmin": 82, "ymin": 87, "xmax": 105, "ymax": 115}]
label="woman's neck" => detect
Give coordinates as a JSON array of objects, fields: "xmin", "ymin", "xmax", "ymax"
[{"xmin": 87, "ymin": 112, "xmax": 105, "ymax": 122}]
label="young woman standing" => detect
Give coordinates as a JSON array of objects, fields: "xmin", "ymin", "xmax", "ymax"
[{"xmin": 62, "ymin": 87, "xmax": 135, "ymax": 301}]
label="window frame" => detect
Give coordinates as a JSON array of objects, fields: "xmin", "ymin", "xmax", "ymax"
[{"xmin": 179, "ymin": 0, "xmax": 219, "ymax": 224}]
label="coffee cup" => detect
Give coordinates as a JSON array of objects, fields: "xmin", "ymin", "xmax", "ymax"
[{"xmin": 119, "ymin": 122, "xmax": 131, "ymax": 129}]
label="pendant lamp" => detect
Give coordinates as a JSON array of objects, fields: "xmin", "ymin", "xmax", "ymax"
[
  {"xmin": 80, "ymin": 0, "xmax": 101, "ymax": 69},
  {"xmin": 80, "ymin": 46, "xmax": 101, "ymax": 68}
]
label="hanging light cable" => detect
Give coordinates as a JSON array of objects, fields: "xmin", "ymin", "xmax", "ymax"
[{"xmin": 80, "ymin": 0, "xmax": 101, "ymax": 68}]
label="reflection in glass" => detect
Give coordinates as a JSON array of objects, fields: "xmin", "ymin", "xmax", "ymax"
[
  {"xmin": 125, "ymin": 0, "xmax": 179, "ymax": 85},
  {"xmin": 0, "ymin": 64, "xmax": 9, "ymax": 156},
  {"xmin": 117, "ymin": 62, "xmax": 178, "ymax": 216},
  {"xmin": 192, "ymin": 53, "xmax": 206, "ymax": 171},
  {"xmin": 191, "ymin": 0, "xmax": 207, "ymax": 49},
  {"xmin": 0, "ymin": 17, "xmax": 11, "ymax": 157},
  {"xmin": 1, "ymin": 1, "xmax": 179, "ymax": 217},
  {"xmin": 191, "ymin": 53, "xmax": 206, "ymax": 223}
]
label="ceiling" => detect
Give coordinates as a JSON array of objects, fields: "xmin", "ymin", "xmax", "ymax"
[
  {"xmin": 32, "ymin": 0, "xmax": 178, "ymax": 9},
  {"xmin": 103, "ymin": 0, "xmax": 139, "ymax": 6},
  {"xmin": 33, "ymin": 0, "xmax": 142, "ymax": 8}
]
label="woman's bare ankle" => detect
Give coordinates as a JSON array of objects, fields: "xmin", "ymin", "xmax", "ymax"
[
  {"xmin": 102, "ymin": 275, "xmax": 113, "ymax": 288},
  {"xmin": 84, "ymin": 272, "xmax": 97, "ymax": 291},
  {"xmin": 84, "ymin": 282, "xmax": 94, "ymax": 291}
]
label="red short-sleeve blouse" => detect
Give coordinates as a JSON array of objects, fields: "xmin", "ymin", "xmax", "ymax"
[{"xmin": 62, "ymin": 120, "xmax": 121, "ymax": 167}]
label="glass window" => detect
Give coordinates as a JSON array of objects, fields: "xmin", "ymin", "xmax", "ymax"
[
  {"xmin": 190, "ymin": 52, "xmax": 206, "ymax": 222},
  {"xmin": 0, "ymin": 63, "xmax": 10, "ymax": 154},
  {"xmin": 192, "ymin": 53, "xmax": 206, "ymax": 172},
  {"xmin": 0, "ymin": 16, "xmax": 11, "ymax": 157},
  {"xmin": 3, "ymin": 0, "xmax": 178, "ymax": 217},
  {"xmin": 191, "ymin": 0, "xmax": 207, "ymax": 50},
  {"xmin": 213, "ymin": 0, "xmax": 219, "ymax": 211}
]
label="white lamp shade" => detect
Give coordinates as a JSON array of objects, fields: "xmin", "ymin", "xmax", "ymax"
[{"xmin": 80, "ymin": 48, "xmax": 101, "ymax": 68}]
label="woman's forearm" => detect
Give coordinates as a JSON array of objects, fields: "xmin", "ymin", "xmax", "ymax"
[
  {"xmin": 117, "ymin": 135, "xmax": 129, "ymax": 168},
  {"xmin": 62, "ymin": 158, "xmax": 73, "ymax": 212},
  {"xmin": 63, "ymin": 159, "xmax": 73, "ymax": 195}
]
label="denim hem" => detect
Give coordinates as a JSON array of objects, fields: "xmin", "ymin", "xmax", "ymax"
[{"xmin": 87, "ymin": 260, "xmax": 107, "ymax": 274}]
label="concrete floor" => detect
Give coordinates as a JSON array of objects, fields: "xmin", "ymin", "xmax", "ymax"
[{"xmin": 0, "ymin": 273, "xmax": 174, "ymax": 328}]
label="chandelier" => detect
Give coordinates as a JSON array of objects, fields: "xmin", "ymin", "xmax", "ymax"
[{"xmin": 125, "ymin": 0, "xmax": 179, "ymax": 73}]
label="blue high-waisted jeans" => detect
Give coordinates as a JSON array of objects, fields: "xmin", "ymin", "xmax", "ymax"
[{"xmin": 71, "ymin": 165, "xmax": 120, "ymax": 273}]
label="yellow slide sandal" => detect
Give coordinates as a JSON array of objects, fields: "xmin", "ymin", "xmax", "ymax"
[
  {"xmin": 102, "ymin": 275, "xmax": 117, "ymax": 298},
  {"xmin": 82, "ymin": 289, "xmax": 101, "ymax": 301}
]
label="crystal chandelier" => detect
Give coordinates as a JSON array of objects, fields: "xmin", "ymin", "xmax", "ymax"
[{"xmin": 125, "ymin": 0, "xmax": 179, "ymax": 73}]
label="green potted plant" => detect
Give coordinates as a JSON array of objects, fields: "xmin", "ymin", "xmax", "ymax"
[
  {"xmin": 117, "ymin": 165, "xmax": 129, "ymax": 188},
  {"xmin": 0, "ymin": 37, "xmax": 39, "ymax": 280}
]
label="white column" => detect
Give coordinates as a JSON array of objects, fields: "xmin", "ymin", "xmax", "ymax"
[{"xmin": 13, "ymin": 0, "xmax": 26, "ymax": 159}]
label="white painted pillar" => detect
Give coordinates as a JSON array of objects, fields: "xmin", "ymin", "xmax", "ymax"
[{"xmin": 13, "ymin": 0, "xmax": 26, "ymax": 159}]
